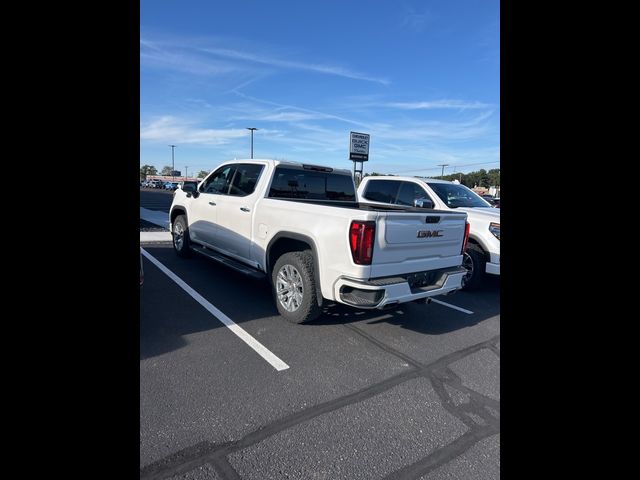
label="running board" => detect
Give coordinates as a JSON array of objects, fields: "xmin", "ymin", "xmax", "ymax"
[{"xmin": 191, "ymin": 244, "xmax": 266, "ymax": 280}]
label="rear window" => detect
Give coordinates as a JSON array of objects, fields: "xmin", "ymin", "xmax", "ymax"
[
  {"xmin": 268, "ymin": 167, "xmax": 355, "ymax": 201},
  {"xmin": 362, "ymin": 179, "xmax": 400, "ymax": 203}
]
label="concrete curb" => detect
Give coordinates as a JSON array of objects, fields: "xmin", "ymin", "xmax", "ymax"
[{"xmin": 140, "ymin": 231, "xmax": 172, "ymax": 242}]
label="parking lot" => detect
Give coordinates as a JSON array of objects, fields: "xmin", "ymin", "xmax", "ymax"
[{"xmin": 140, "ymin": 189, "xmax": 500, "ymax": 480}]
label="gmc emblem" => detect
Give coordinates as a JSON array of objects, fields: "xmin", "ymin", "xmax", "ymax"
[{"xmin": 417, "ymin": 230, "xmax": 443, "ymax": 238}]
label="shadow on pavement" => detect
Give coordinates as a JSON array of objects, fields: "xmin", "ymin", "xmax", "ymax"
[{"xmin": 140, "ymin": 244, "xmax": 499, "ymax": 358}]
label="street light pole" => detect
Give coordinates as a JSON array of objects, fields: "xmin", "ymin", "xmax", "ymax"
[
  {"xmin": 168, "ymin": 145, "xmax": 176, "ymax": 180},
  {"xmin": 246, "ymin": 127, "xmax": 258, "ymax": 159},
  {"xmin": 185, "ymin": 166, "xmax": 188, "ymax": 180}
]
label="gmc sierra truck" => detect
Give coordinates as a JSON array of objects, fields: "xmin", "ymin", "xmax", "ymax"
[
  {"xmin": 358, "ymin": 176, "xmax": 500, "ymax": 289},
  {"xmin": 169, "ymin": 159, "xmax": 470, "ymax": 323}
]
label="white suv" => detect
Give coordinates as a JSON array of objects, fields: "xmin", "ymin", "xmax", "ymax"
[{"xmin": 358, "ymin": 177, "xmax": 500, "ymax": 289}]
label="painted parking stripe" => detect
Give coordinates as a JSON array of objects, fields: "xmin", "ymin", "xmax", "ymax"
[
  {"xmin": 430, "ymin": 298, "xmax": 474, "ymax": 315},
  {"xmin": 141, "ymin": 248, "xmax": 290, "ymax": 371}
]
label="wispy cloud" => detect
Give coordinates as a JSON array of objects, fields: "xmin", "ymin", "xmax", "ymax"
[
  {"xmin": 198, "ymin": 46, "xmax": 390, "ymax": 85},
  {"xmin": 384, "ymin": 100, "xmax": 491, "ymax": 110},
  {"xmin": 231, "ymin": 89, "xmax": 371, "ymax": 128},
  {"xmin": 399, "ymin": 7, "xmax": 432, "ymax": 33},
  {"xmin": 141, "ymin": 35, "xmax": 389, "ymax": 85},
  {"xmin": 140, "ymin": 116, "xmax": 249, "ymax": 145},
  {"xmin": 370, "ymin": 110, "xmax": 495, "ymax": 142},
  {"xmin": 251, "ymin": 111, "xmax": 330, "ymax": 122},
  {"xmin": 141, "ymin": 39, "xmax": 243, "ymax": 77}
]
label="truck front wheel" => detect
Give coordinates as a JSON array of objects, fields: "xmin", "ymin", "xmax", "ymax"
[
  {"xmin": 272, "ymin": 251, "xmax": 321, "ymax": 324},
  {"xmin": 461, "ymin": 243, "xmax": 485, "ymax": 290}
]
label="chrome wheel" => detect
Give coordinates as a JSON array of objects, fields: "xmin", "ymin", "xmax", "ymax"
[
  {"xmin": 276, "ymin": 264, "xmax": 304, "ymax": 312},
  {"xmin": 461, "ymin": 251, "xmax": 474, "ymax": 287},
  {"xmin": 173, "ymin": 221, "xmax": 184, "ymax": 250}
]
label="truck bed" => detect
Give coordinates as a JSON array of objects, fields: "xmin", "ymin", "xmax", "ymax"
[{"xmin": 267, "ymin": 197, "xmax": 463, "ymax": 216}]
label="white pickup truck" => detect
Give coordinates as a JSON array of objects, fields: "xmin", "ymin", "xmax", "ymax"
[
  {"xmin": 357, "ymin": 176, "xmax": 500, "ymax": 289},
  {"xmin": 169, "ymin": 159, "xmax": 470, "ymax": 323}
]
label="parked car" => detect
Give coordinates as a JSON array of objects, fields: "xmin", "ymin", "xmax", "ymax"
[
  {"xmin": 481, "ymin": 195, "xmax": 500, "ymax": 207},
  {"xmin": 165, "ymin": 182, "xmax": 179, "ymax": 191},
  {"xmin": 358, "ymin": 176, "xmax": 499, "ymax": 290},
  {"xmin": 169, "ymin": 159, "xmax": 470, "ymax": 323}
]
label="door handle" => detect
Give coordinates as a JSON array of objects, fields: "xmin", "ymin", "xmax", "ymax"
[
  {"xmin": 240, "ymin": 207, "xmax": 250, "ymax": 212},
  {"xmin": 209, "ymin": 201, "xmax": 216, "ymax": 206}
]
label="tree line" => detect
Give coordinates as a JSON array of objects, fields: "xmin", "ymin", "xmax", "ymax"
[{"xmin": 141, "ymin": 164, "xmax": 500, "ymax": 189}]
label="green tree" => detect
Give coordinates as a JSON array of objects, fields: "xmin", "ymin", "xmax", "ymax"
[
  {"xmin": 196, "ymin": 170, "xmax": 210, "ymax": 178},
  {"xmin": 140, "ymin": 164, "xmax": 157, "ymax": 179},
  {"xmin": 426, "ymin": 167, "xmax": 499, "ymax": 188},
  {"xmin": 160, "ymin": 166, "xmax": 174, "ymax": 175},
  {"xmin": 487, "ymin": 168, "xmax": 500, "ymax": 187},
  {"xmin": 476, "ymin": 169, "xmax": 489, "ymax": 188}
]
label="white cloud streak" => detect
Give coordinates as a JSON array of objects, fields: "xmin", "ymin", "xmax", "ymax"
[
  {"xmin": 141, "ymin": 36, "xmax": 389, "ymax": 85},
  {"xmin": 140, "ymin": 116, "xmax": 248, "ymax": 145},
  {"xmin": 384, "ymin": 100, "xmax": 491, "ymax": 110},
  {"xmin": 197, "ymin": 46, "xmax": 390, "ymax": 85}
]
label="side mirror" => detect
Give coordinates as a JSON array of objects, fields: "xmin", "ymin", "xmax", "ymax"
[
  {"xmin": 182, "ymin": 183, "xmax": 196, "ymax": 193},
  {"xmin": 414, "ymin": 198, "xmax": 434, "ymax": 209}
]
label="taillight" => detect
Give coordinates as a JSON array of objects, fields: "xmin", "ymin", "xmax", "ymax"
[
  {"xmin": 461, "ymin": 221, "xmax": 470, "ymax": 254},
  {"xmin": 349, "ymin": 221, "xmax": 375, "ymax": 265}
]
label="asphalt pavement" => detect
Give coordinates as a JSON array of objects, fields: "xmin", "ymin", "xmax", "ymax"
[{"xmin": 139, "ymin": 188, "xmax": 500, "ymax": 480}]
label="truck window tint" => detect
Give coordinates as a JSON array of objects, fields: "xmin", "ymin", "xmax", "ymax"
[
  {"xmin": 201, "ymin": 166, "xmax": 236, "ymax": 194},
  {"xmin": 396, "ymin": 182, "xmax": 432, "ymax": 206},
  {"xmin": 362, "ymin": 180, "xmax": 400, "ymax": 203},
  {"xmin": 228, "ymin": 164, "xmax": 264, "ymax": 196},
  {"xmin": 268, "ymin": 167, "xmax": 355, "ymax": 201}
]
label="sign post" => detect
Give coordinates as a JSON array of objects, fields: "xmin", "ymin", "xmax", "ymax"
[{"xmin": 349, "ymin": 131, "xmax": 369, "ymax": 186}]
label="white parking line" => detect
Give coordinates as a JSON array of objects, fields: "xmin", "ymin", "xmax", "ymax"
[
  {"xmin": 430, "ymin": 298, "xmax": 474, "ymax": 314},
  {"xmin": 141, "ymin": 248, "xmax": 290, "ymax": 371}
]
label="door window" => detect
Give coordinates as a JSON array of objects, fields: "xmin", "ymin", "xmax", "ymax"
[
  {"xmin": 228, "ymin": 164, "xmax": 264, "ymax": 197},
  {"xmin": 200, "ymin": 166, "xmax": 236, "ymax": 194}
]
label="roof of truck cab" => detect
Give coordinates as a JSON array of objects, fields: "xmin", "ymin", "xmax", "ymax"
[
  {"xmin": 362, "ymin": 176, "xmax": 453, "ymax": 184},
  {"xmin": 229, "ymin": 158, "xmax": 353, "ymax": 176}
]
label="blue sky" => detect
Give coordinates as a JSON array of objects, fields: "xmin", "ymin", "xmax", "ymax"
[{"xmin": 141, "ymin": 0, "xmax": 499, "ymax": 177}]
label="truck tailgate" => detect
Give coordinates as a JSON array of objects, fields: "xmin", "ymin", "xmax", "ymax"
[{"xmin": 370, "ymin": 211, "xmax": 467, "ymax": 277}]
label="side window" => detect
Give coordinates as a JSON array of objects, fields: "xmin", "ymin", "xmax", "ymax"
[
  {"xmin": 228, "ymin": 164, "xmax": 264, "ymax": 197},
  {"xmin": 396, "ymin": 182, "xmax": 433, "ymax": 206},
  {"xmin": 200, "ymin": 166, "xmax": 236, "ymax": 194},
  {"xmin": 362, "ymin": 180, "xmax": 399, "ymax": 203}
]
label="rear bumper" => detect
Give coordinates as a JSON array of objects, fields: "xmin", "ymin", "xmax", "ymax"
[{"xmin": 333, "ymin": 266, "xmax": 467, "ymax": 309}]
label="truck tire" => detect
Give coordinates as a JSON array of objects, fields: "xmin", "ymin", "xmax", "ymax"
[
  {"xmin": 461, "ymin": 243, "xmax": 485, "ymax": 290},
  {"xmin": 172, "ymin": 215, "xmax": 192, "ymax": 257},
  {"xmin": 272, "ymin": 251, "xmax": 321, "ymax": 324}
]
